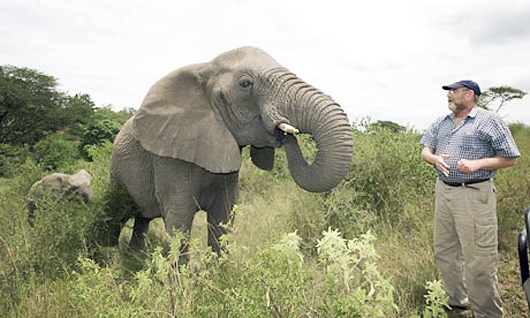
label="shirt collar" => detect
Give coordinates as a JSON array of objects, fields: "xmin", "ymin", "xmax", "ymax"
[
  {"xmin": 448, "ymin": 105, "xmax": 478, "ymax": 121},
  {"xmin": 468, "ymin": 105, "xmax": 478, "ymax": 118}
]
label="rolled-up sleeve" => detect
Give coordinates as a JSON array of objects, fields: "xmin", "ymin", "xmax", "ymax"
[
  {"xmin": 420, "ymin": 118, "xmax": 442, "ymax": 149},
  {"xmin": 484, "ymin": 115, "xmax": 520, "ymax": 158}
]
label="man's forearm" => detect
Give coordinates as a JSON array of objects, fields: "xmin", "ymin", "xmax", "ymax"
[
  {"xmin": 473, "ymin": 156, "xmax": 517, "ymax": 170},
  {"xmin": 457, "ymin": 156, "xmax": 517, "ymax": 174},
  {"xmin": 421, "ymin": 147, "xmax": 436, "ymax": 165},
  {"xmin": 422, "ymin": 147, "xmax": 517, "ymax": 176},
  {"xmin": 422, "ymin": 147, "xmax": 451, "ymax": 177}
]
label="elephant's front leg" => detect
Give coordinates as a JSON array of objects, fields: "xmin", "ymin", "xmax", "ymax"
[
  {"xmin": 163, "ymin": 206, "xmax": 197, "ymax": 262},
  {"xmin": 130, "ymin": 217, "xmax": 152, "ymax": 250},
  {"xmin": 154, "ymin": 157, "xmax": 200, "ymax": 261},
  {"xmin": 203, "ymin": 172, "xmax": 239, "ymax": 254}
]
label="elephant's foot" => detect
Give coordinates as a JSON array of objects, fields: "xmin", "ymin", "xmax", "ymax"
[{"xmin": 130, "ymin": 217, "xmax": 151, "ymax": 250}]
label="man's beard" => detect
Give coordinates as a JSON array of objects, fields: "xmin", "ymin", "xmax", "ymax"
[{"xmin": 448, "ymin": 101, "xmax": 463, "ymax": 114}]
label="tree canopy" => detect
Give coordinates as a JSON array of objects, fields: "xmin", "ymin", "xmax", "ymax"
[
  {"xmin": 371, "ymin": 120, "xmax": 406, "ymax": 133},
  {"xmin": 0, "ymin": 65, "xmax": 96, "ymax": 145},
  {"xmin": 0, "ymin": 65, "xmax": 136, "ymax": 176},
  {"xmin": 478, "ymin": 86, "xmax": 527, "ymax": 113}
]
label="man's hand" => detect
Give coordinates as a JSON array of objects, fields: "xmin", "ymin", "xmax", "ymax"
[
  {"xmin": 435, "ymin": 154, "xmax": 451, "ymax": 177},
  {"xmin": 457, "ymin": 156, "xmax": 517, "ymax": 174},
  {"xmin": 421, "ymin": 147, "xmax": 451, "ymax": 177},
  {"xmin": 457, "ymin": 159, "xmax": 479, "ymax": 174}
]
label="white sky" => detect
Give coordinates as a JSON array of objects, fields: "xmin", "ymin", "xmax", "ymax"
[{"xmin": 1, "ymin": 0, "xmax": 530, "ymax": 131}]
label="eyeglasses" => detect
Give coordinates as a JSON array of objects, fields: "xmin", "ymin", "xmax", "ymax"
[{"xmin": 449, "ymin": 87, "xmax": 471, "ymax": 94}]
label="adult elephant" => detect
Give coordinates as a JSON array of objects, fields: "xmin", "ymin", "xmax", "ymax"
[{"xmin": 111, "ymin": 46, "xmax": 353, "ymax": 255}]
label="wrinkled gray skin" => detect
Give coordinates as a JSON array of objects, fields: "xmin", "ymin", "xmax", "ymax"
[
  {"xmin": 27, "ymin": 169, "xmax": 93, "ymax": 220},
  {"xmin": 111, "ymin": 46, "xmax": 353, "ymax": 257}
]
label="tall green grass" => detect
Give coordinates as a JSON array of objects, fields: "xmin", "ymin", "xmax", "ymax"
[{"xmin": 1, "ymin": 123, "xmax": 529, "ymax": 317}]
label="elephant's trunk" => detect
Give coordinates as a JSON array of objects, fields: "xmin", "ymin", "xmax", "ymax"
[{"xmin": 262, "ymin": 68, "xmax": 353, "ymax": 192}]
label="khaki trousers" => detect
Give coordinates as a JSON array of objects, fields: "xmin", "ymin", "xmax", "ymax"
[{"xmin": 434, "ymin": 179, "xmax": 502, "ymax": 318}]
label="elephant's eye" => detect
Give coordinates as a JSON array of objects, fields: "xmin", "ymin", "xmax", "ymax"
[{"xmin": 239, "ymin": 77, "xmax": 253, "ymax": 90}]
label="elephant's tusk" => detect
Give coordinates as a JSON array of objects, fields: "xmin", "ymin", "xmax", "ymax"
[{"xmin": 278, "ymin": 123, "xmax": 299, "ymax": 134}]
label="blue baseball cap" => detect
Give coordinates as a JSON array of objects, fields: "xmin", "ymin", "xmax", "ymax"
[{"xmin": 442, "ymin": 80, "xmax": 481, "ymax": 96}]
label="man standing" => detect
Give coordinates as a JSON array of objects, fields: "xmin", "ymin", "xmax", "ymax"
[{"xmin": 420, "ymin": 80, "xmax": 520, "ymax": 318}]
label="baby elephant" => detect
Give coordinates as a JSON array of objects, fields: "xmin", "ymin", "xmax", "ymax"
[{"xmin": 26, "ymin": 169, "xmax": 93, "ymax": 220}]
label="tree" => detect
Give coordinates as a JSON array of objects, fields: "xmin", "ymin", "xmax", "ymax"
[
  {"xmin": 478, "ymin": 86, "xmax": 527, "ymax": 113},
  {"xmin": 93, "ymin": 105, "xmax": 135, "ymax": 125},
  {"xmin": 79, "ymin": 119, "xmax": 122, "ymax": 159},
  {"xmin": 0, "ymin": 65, "xmax": 96, "ymax": 145},
  {"xmin": 34, "ymin": 133, "xmax": 81, "ymax": 170},
  {"xmin": 57, "ymin": 93, "xmax": 96, "ymax": 138},
  {"xmin": 0, "ymin": 65, "xmax": 61, "ymax": 144},
  {"xmin": 370, "ymin": 120, "xmax": 406, "ymax": 133}
]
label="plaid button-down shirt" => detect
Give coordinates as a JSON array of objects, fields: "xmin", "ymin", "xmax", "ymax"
[{"xmin": 420, "ymin": 106, "xmax": 520, "ymax": 184}]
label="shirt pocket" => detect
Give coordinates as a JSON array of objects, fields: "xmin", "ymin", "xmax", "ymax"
[
  {"xmin": 461, "ymin": 132, "xmax": 477, "ymax": 151},
  {"xmin": 461, "ymin": 131, "xmax": 487, "ymax": 154}
]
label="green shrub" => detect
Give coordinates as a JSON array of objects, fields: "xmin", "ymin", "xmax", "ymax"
[
  {"xmin": 0, "ymin": 143, "xmax": 30, "ymax": 177},
  {"xmin": 411, "ymin": 280, "xmax": 449, "ymax": 318},
  {"xmin": 306, "ymin": 124, "xmax": 441, "ymax": 315},
  {"xmin": 79, "ymin": 120, "xmax": 121, "ymax": 160},
  {"xmin": 28, "ymin": 193, "xmax": 93, "ymax": 276},
  {"xmin": 321, "ymin": 125, "xmax": 435, "ymax": 239},
  {"xmin": 81, "ymin": 141, "xmax": 138, "ymax": 248},
  {"xmin": 72, "ymin": 229, "xmax": 399, "ymax": 317},
  {"xmin": 0, "ymin": 160, "xmax": 45, "ymax": 311},
  {"xmin": 2, "ymin": 122, "xmax": 529, "ymax": 318},
  {"xmin": 0, "ymin": 159, "xmax": 93, "ymax": 279},
  {"xmin": 33, "ymin": 133, "xmax": 81, "ymax": 170},
  {"xmin": 495, "ymin": 123, "xmax": 530, "ymax": 246},
  {"xmin": 0, "ymin": 141, "xmax": 122, "ymax": 282}
]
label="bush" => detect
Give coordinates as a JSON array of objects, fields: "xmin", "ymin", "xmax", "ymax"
[
  {"xmin": 28, "ymin": 193, "xmax": 93, "ymax": 276},
  {"xmin": 72, "ymin": 229, "xmax": 399, "ymax": 317},
  {"xmin": 411, "ymin": 280, "xmax": 449, "ymax": 318},
  {"xmin": 0, "ymin": 143, "xmax": 30, "ymax": 177},
  {"xmin": 322, "ymin": 124, "xmax": 435, "ymax": 238},
  {"xmin": 2, "ymin": 121, "xmax": 529, "ymax": 317},
  {"xmin": 0, "ymin": 160, "xmax": 43, "ymax": 312},
  {"xmin": 79, "ymin": 120, "xmax": 121, "ymax": 160},
  {"xmin": 312, "ymin": 124, "xmax": 441, "ymax": 315},
  {"xmin": 80, "ymin": 141, "xmax": 138, "ymax": 247},
  {"xmin": 495, "ymin": 123, "xmax": 530, "ymax": 245},
  {"xmin": 0, "ymin": 142, "xmax": 123, "ymax": 283},
  {"xmin": 33, "ymin": 134, "xmax": 81, "ymax": 170}
]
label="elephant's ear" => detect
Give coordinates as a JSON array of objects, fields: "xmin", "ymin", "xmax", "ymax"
[
  {"xmin": 250, "ymin": 146, "xmax": 275, "ymax": 171},
  {"xmin": 132, "ymin": 64, "xmax": 241, "ymax": 173}
]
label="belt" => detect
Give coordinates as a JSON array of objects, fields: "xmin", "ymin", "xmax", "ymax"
[{"xmin": 442, "ymin": 179, "xmax": 490, "ymax": 187}]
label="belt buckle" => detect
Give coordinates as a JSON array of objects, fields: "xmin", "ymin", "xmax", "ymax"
[{"xmin": 463, "ymin": 182, "xmax": 479, "ymax": 190}]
